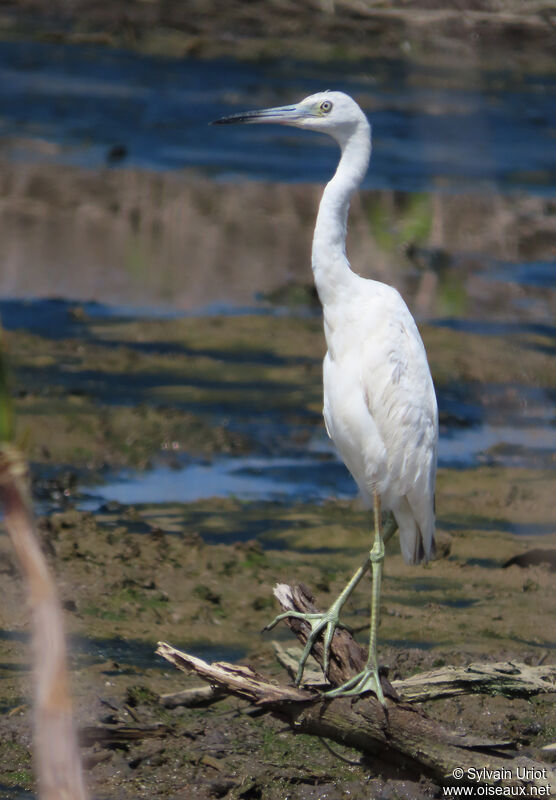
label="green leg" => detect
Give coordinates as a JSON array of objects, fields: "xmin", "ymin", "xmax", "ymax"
[
  {"xmin": 264, "ymin": 505, "xmax": 397, "ymax": 692},
  {"xmin": 381, "ymin": 511, "xmax": 398, "ymax": 548},
  {"xmin": 264, "ymin": 557, "xmax": 371, "ymax": 684},
  {"xmin": 325, "ymin": 493, "xmax": 393, "ymax": 706}
]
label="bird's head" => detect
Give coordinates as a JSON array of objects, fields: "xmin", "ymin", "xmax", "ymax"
[{"xmin": 212, "ymin": 91, "xmax": 369, "ymax": 148}]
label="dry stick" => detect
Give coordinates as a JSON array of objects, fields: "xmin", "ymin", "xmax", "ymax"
[
  {"xmin": 156, "ymin": 641, "xmax": 555, "ymax": 791},
  {"xmin": 273, "ymin": 644, "xmax": 556, "ymax": 702},
  {"xmin": 0, "ymin": 444, "xmax": 88, "ymax": 800},
  {"xmin": 394, "ymin": 661, "xmax": 556, "ymax": 702},
  {"xmin": 157, "ymin": 582, "xmax": 556, "ymax": 792}
]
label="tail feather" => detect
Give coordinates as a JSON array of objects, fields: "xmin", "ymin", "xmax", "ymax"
[{"xmin": 394, "ymin": 497, "xmax": 435, "ymax": 565}]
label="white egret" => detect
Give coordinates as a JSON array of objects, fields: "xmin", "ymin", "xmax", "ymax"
[{"xmin": 213, "ymin": 92, "xmax": 438, "ymax": 705}]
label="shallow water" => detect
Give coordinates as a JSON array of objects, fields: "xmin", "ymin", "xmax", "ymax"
[
  {"xmin": 80, "ymin": 455, "xmax": 354, "ymax": 508},
  {"xmin": 79, "ymin": 410, "xmax": 556, "ymax": 510},
  {"xmin": 1, "ymin": 41, "xmax": 555, "ymax": 194},
  {"xmin": 0, "ymin": 628, "xmax": 244, "ymax": 673},
  {"xmin": 1, "ymin": 296, "xmax": 553, "ymax": 515},
  {"xmin": 0, "ymin": 41, "xmax": 554, "ymax": 529},
  {"xmin": 1, "ymin": 41, "xmax": 555, "ymax": 318}
]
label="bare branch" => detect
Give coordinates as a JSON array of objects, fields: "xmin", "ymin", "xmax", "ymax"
[
  {"xmin": 272, "ymin": 643, "xmax": 556, "ymax": 702},
  {"xmin": 156, "ymin": 581, "xmax": 556, "ymax": 791}
]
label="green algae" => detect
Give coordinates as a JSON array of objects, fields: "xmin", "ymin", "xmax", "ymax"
[{"xmin": 5, "ymin": 310, "xmax": 555, "ymax": 474}]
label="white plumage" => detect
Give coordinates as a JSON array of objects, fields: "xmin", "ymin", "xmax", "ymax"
[
  {"xmin": 214, "ymin": 90, "xmax": 438, "ymax": 703},
  {"xmin": 322, "ymin": 278, "xmax": 437, "ymax": 564},
  {"xmin": 307, "ymin": 92, "xmax": 438, "ymax": 567}
]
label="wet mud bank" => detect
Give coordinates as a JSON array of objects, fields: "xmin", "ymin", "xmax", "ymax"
[
  {"xmin": 0, "ymin": 301, "xmax": 555, "ymax": 799},
  {"xmin": 1, "ymin": 497, "xmax": 555, "ymax": 799},
  {"xmin": 2, "ymin": 0, "xmax": 555, "ymax": 72}
]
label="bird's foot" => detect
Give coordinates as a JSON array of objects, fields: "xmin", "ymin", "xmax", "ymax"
[
  {"xmin": 263, "ymin": 604, "xmax": 344, "ymax": 685},
  {"xmin": 324, "ymin": 663, "xmax": 386, "ymax": 707}
]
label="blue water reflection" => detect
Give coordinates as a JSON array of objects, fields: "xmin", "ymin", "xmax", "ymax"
[{"xmin": 1, "ymin": 40, "xmax": 554, "ymax": 194}]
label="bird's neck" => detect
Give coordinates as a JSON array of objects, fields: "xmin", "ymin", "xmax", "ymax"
[{"xmin": 312, "ymin": 120, "xmax": 371, "ymax": 307}]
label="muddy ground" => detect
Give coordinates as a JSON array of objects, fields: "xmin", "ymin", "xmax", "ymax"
[
  {"xmin": 0, "ymin": 2, "xmax": 555, "ymax": 796},
  {"xmin": 0, "ymin": 307, "xmax": 555, "ymax": 799},
  {"xmin": 2, "ymin": 0, "xmax": 555, "ymax": 72}
]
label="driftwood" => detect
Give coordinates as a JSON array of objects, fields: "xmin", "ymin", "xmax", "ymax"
[
  {"xmin": 274, "ymin": 643, "xmax": 556, "ymax": 702},
  {"xmin": 0, "ymin": 443, "xmax": 89, "ymax": 800},
  {"xmin": 157, "ymin": 582, "xmax": 556, "ymax": 792}
]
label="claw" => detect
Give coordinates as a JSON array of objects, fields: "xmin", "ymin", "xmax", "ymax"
[
  {"xmin": 325, "ymin": 664, "xmax": 386, "ymax": 706},
  {"xmin": 263, "ymin": 558, "xmax": 372, "ymax": 685},
  {"xmin": 264, "ymin": 606, "xmax": 343, "ymax": 685}
]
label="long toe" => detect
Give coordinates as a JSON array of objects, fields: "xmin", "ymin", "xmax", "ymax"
[
  {"xmin": 263, "ymin": 608, "xmax": 342, "ymax": 686},
  {"xmin": 325, "ymin": 666, "xmax": 386, "ymax": 707}
]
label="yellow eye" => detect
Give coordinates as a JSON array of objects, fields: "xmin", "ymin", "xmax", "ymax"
[{"xmin": 320, "ymin": 100, "xmax": 333, "ymax": 114}]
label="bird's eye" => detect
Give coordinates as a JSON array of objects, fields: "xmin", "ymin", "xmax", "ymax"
[{"xmin": 320, "ymin": 100, "xmax": 333, "ymax": 114}]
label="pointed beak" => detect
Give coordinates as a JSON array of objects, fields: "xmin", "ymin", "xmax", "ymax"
[{"xmin": 211, "ymin": 103, "xmax": 305, "ymax": 126}]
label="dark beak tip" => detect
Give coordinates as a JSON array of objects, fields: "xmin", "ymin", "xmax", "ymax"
[
  {"xmin": 210, "ymin": 105, "xmax": 297, "ymax": 127},
  {"xmin": 210, "ymin": 115, "xmax": 247, "ymax": 126}
]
